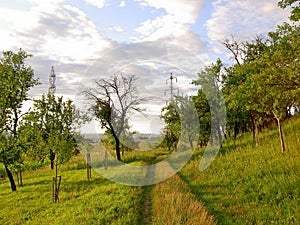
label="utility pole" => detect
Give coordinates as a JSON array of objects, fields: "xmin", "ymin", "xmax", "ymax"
[
  {"xmin": 49, "ymin": 66, "xmax": 56, "ymax": 96},
  {"xmin": 48, "ymin": 66, "xmax": 61, "ymax": 203},
  {"xmin": 165, "ymin": 73, "xmax": 179, "ymax": 103}
]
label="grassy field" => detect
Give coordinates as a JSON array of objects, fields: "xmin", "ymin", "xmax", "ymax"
[
  {"xmin": 0, "ymin": 157, "xmax": 144, "ymax": 225},
  {"xmin": 180, "ymin": 116, "xmax": 300, "ymax": 224},
  {"xmin": 1, "ymin": 116, "xmax": 299, "ymax": 224}
]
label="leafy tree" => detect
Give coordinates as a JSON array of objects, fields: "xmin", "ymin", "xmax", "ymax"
[
  {"xmin": 175, "ymin": 96, "xmax": 199, "ymax": 149},
  {"xmin": 161, "ymin": 102, "xmax": 181, "ymax": 151},
  {"xmin": 192, "ymin": 59, "xmax": 225, "ymax": 148},
  {"xmin": 23, "ymin": 94, "xmax": 79, "ymax": 169},
  {"xmin": 278, "ymin": 0, "xmax": 300, "ymax": 21},
  {"xmin": 222, "ymin": 36, "xmax": 273, "ymax": 147},
  {"xmin": 258, "ymin": 23, "xmax": 300, "ymax": 152},
  {"xmin": 192, "ymin": 91, "xmax": 211, "ymax": 148},
  {"xmin": 84, "ymin": 74, "xmax": 144, "ymax": 160},
  {"xmin": 0, "ymin": 49, "xmax": 39, "ymax": 191},
  {"xmin": 22, "ymin": 94, "xmax": 79, "ymax": 202}
]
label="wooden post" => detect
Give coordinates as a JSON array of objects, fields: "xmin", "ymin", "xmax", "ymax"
[
  {"xmin": 52, "ymin": 177, "xmax": 55, "ymax": 203},
  {"xmin": 19, "ymin": 170, "xmax": 23, "ymax": 187},
  {"xmin": 86, "ymin": 151, "xmax": 91, "ymax": 180},
  {"xmin": 105, "ymin": 149, "xmax": 108, "ymax": 170}
]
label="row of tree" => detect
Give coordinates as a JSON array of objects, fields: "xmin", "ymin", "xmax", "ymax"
[
  {"xmin": 0, "ymin": 50, "xmax": 79, "ymax": 191},
  {"xmin": 161, "ymin": 0, "xmax": 300, "ymax": 153}
]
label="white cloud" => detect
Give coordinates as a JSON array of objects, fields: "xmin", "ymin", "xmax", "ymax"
[
  {"xmin": 120, "ymin": 1, "xmax": 126, "ymax": 7},
  {"xmin": 109, "ymin": 25, "xmax": 124, "ymax": 32},
  {"xmin": 85, "ymin": 0, "xmax": 106, "ymax": 8},
  {"xmin": 206, "ymin": 0, "xmax": 290, "ymax": 45},
  {"xmin": 135, "ymin": 0, "xmax": 202, "ymax": 24},
  {"xmin": 16, "ymin": 4, "xmax": 112, "ymax": 63},
  {"xmin": 133, "ymin": 0, "xmax": 206, "ymax": 54}
]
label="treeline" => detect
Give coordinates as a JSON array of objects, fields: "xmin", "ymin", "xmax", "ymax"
[
  {"xmin": 0, "ymin": 50, "xmax": 80, "ymax": 191},
  {"xmin": 161, "ymin": 1, "xmax": 300, "ymax": 152}
]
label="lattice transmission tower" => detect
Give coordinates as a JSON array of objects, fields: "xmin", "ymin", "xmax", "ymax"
[
  {"xmin": 165, "ymin": 73, "xmax": 179, "ymax": 104},
  {"xmin": 49, "ymin": 66, "xmax": 56, "ymax": 96}
]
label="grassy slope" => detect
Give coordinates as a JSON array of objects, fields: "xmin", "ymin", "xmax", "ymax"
[
  {"xmin": 0, "ymin": 156, "xmax": 144, "ymax": 225},
  {"xmin": 180, "ymin": 116, "xmax": 300, "ymax": 224},
  {"xmin": 1, "ymin": 116, "xmax": 299, "ymax": 224}
]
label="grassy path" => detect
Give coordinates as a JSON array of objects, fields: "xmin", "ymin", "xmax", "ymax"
[
  {"xmin": 151, "ymin": 174, "xmax": 215, "ymax": 225},
  {"xmin": 137, "ymin": 153, "xmax": 216, "ymax": 225}
]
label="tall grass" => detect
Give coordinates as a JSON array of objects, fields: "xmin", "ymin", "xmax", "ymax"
[
  {"xmin": 151, "ymin": 174, "xmax": 215, "ymax": 225},
  {"xmin": 180, "ymin": 116, "xmax": 300, "ymax": 224}
]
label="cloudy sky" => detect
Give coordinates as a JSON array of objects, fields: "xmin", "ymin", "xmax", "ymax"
[{"xmin": 0, "ymin": 0, "xmax": 290, "ymax": 133}]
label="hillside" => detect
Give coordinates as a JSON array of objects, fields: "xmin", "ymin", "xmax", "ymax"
[
  {"xmin": 0, "ymin": 116, "xmax": 299, "ymax": 224},
  {"xmin": 180, "ymin": 115, "xmax": 300, "ymax": 224}
]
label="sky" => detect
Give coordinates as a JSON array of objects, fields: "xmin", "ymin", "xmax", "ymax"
[{"xmin": 0, "ymin": 0, "xmax": 291, "ymax": 134}]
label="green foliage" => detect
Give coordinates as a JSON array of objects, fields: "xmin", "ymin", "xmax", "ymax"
[
  {"xmin": 192, "ymin": 59, "xmax": 225, "ymax": 147},
  {"xmin": 160, "ymin": 102, "xmax": 181, "ymax": 151},
  {"xmin": 278, "ymin": 0, "xmax": 300, "ymax": 21},
  {"xmin": 23, "ymin": 94, "xmax": 79, "ymax": 167},
  {"xmin": 0, "ymin": 49, "xmax": 39, "ymax": 191},
  {"xmin": 180, "ymin": 115, "xmax": 300, "ymax": 224}
]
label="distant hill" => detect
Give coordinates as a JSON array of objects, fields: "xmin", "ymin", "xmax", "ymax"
[{"xmin": 82, "ymin": 133, "xmax": 162, "ymax": 143}]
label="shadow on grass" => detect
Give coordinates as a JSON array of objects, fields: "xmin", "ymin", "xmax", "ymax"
[{"xmin": 178, "ymin": 173, "xmax": 231, "ymax": 225}]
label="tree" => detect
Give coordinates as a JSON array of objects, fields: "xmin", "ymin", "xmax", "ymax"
[
  {"xmin": 192, "ymin": 59, "xmax": 225, "ymax": 148},
  {"xmin": 24, "ymin": 94, "xmax": 79, "ymax": 168},
  {"xmin": 222, "ymin": 21, "xmax": 300, "ymax": 152},
  {"xmin": 258, "ymin": 23, "xmax": 300, "ymax": 152},
  {"xmin": 278, "ymin": 0, "xmax": 300, "ymax": 21},
  {"xmin": 23, "ymin": 94, "xmax": 79, "ymax": 202},
  {"xmin": 191, "ymin": 91, "xmax": 211, "ymax": 148},
  {"xmin": 84, "ymin": 74, "xmax": 144, "ymax": 161},
  {"xmin": 161, "ymin": 101, "xmax": 181, "ymax": 151},
  {"xmin": 0, "ymin": 49, "xmax": 39, "ymax": 191},
  {"xmin": 175, "ymin": 96, "xmax": 200, "ymax": 149}
]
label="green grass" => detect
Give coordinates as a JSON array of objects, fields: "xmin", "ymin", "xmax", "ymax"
[
  {"xmin": 0, "ymin": 156, "xmax": 144, "ymax": 225},
  {"xmin": 180, "ymin": 116, "xmax": 300, "ymax": 224},
  {"xmin": 1, "ymin": 116, "xmax": 299, "ymax": 224},
  {"xmin": 151, "ymin": 174, "xmax": 215, "ymax": 225}
]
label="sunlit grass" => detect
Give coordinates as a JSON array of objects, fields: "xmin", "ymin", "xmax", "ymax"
[
  {"xmin": 0, "ymin": 156, "xmax": 144, "ymax": 225},
  {"xmin": 180, "ymin": 116, "xmax": 300, "ymax": 224},
  {"xmin": 151, "ymin": 174, "xmax": 215, "ymax": 225}
]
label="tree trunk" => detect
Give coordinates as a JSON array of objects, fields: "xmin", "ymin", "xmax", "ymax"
[
  {"xmin": 5, "ymin": 165, "xmax": 16, "ymax": 191},
  {"xmin": 250, "ymin": 113, "xmax": 256, "ymax": 145},
  {"xmin": 255, "ymin": 123, "xmax": 259, "ymax": 149},
  {"xmin": 19, "ymin": 170, "xmax": 23, "ymax": 187},
  {"xmin": 50, "ymin": 151, "xmax": 55, "ymax": 169},
  {"xmin": 273, "ymin": 112, "xmax": 286, "ymax": 153},
  {"xmin": 115, "ymin": 137, "xmax": 121, "ymax": 161}
]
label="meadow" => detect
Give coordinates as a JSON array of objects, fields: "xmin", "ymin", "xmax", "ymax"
[{"xmin": 0, "ymin": 116, "xmax": 299, "ymax": 224}]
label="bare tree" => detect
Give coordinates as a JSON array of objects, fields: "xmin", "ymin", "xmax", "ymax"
[{"xmin": 84, "ymin": 74, "xmax": 144, "ymax": 160}]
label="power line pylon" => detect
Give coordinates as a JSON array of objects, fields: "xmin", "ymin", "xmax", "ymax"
[
  {"xmin": 49, "ymin": 66, "xmax": 56, "ymax": 96},
  {"xmin": 165, "ymin": 73, "xmax": 179, "ymax": 104}
]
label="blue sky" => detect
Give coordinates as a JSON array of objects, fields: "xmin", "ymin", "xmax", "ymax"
[{"xmin": 0, "ymin": 0, "xmax": 291, "ymax": 133}]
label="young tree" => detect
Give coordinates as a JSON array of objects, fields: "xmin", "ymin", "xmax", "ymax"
[
  {"xmin": 84, "ymin": 74, "xmax": 144, "ymax": 161},
  {"xmin": 24, "ymin": 94, "xmax": 79, "ymax": 168},
  {"xmin": 191, "ymin": 91, "xmax": 211, "ymax": 148},
  {"xmin": 23, "ymin": 94, "xmax": 79, "ymax": 202},
  {"xmin": 0, "ymin": 49, "xmax": 39, "ymax": 191},
  {"xmin": 192, "ymin": 59, "xmax": 225, "ymax": 148},
  {"xmin": 161, "ymin": 102, "xmax": 181, "ymax": 151},
  {"xmin": 175, "ymin": 96, "xmax": 200, "ymax": 149}
]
